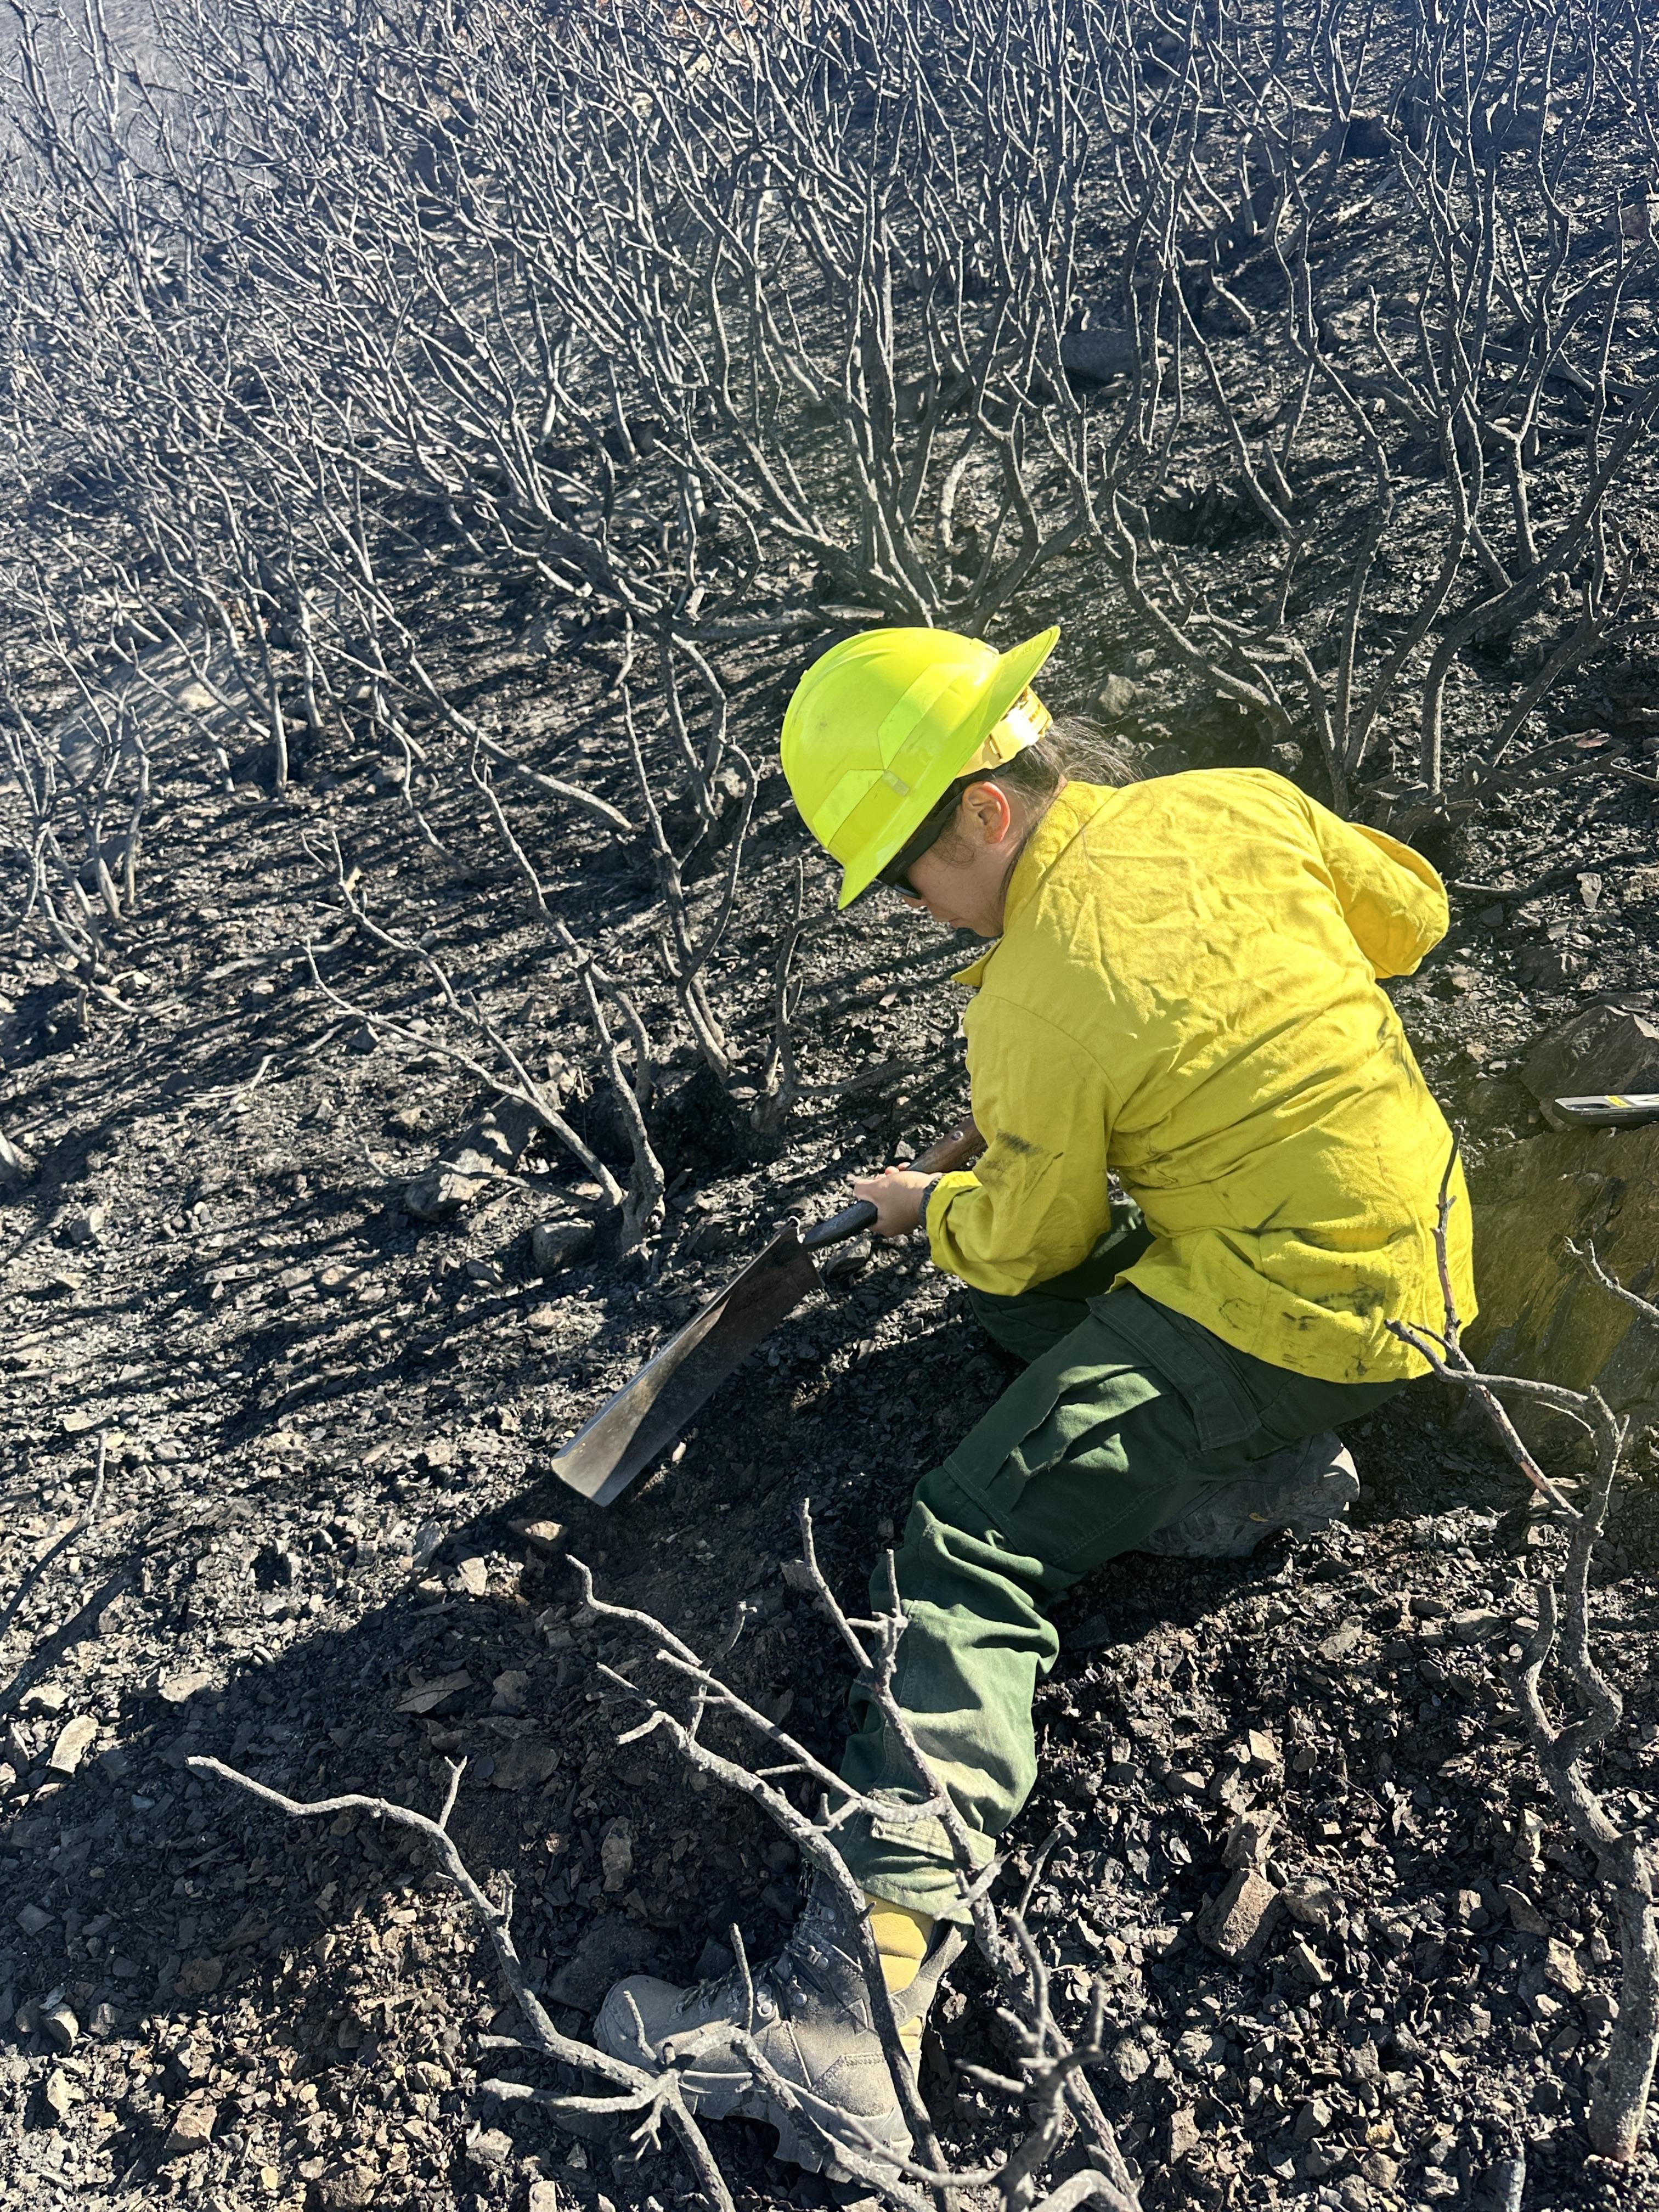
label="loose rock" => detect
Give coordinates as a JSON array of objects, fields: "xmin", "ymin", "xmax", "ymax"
[
  {"xmin": 600, "ymin": 1818, "xmax": 634, "ymax": 1892},
  {"xmin": 532, "ymin": 1217, "xmax": 595, "ymax": 1273},
  {"xmin": 46, "ymin": 1714, "xmax": 97, "ymax": 1775},
  {"xmin": 1544, "ymin": 1938, "xmax": 1583, "ymax": 1994},
  {"xmin": 510, "ymin": 1519, "xmax": 566, "ymax": 1556},
  {"xmin": 157, "ymin": 1668, "xmax": 215, "ymax": 1705},
  {"xmin": 1282, "ymin": 1879, "xmax": 1339, "ymax": 1932},
  {"xmin": 163, "ymin": 2095, "xmax": 219, "ymax": 2158},
  {"xmin": 547, "ymin": 1917, "xmax": 662, "ymax": 2012},
  {"xmin": 1197, "ymin": 1869, "xmax": 1277, "ymax": 1958}
]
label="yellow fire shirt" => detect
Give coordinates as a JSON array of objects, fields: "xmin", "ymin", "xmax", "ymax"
[{"xmin": 924, "ymin": 772, "xmax": 1475, "ymax": 1383}]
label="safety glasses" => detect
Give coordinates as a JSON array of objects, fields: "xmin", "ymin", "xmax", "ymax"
[{"xmin": 876, "ymin": 778, "xmax": 969, "ymax": 895}]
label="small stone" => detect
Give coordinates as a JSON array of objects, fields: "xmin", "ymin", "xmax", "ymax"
[
  {"xmin": 1293, "ymin": 2096, "xmax": 1333, "ymax": 2141},
  {"xmin": 532, "ymin": 1218, "xmax": 594, "ymax": 1273},
  {"xmin": 1361, "ymin": 2152, "xmax": 1401, "ymax": 2189},
  {"xmin": 1584, "ymin": 1991, "xmax": 1619, "ymax": 2024},
  {"xmin": 1451, "ymin": 1609, "xmax": 1505, "ymax": 1645},
  {"xmin": 41, "ymin": 2000, "xmax": 78, "ymax": 2052},
  {"xmin": 1094, "ymin": 672, "xmax": 1143, "ymax": 719},
  {"xmin": 163, "ymin": 2095, "xmax": 219, "ymax": 2158},
  {"xmin": 1245, "ymin": 1728, "xmax": 1280, "ymax": 1768},
  {"xmin": 1197, "ymin": 1869, "xmax": 1277, "ymax": 1959},
  {"xmin": 527, "ymin": 1304, "xmax": 561, "ymax": 1332},
  {"xmin": 157, "ymin": 1668, "xmax": 214, "ymax": 1705},
  {"xmin": 1222, "ymin": 1810, "xmax": 1278, "ymax": 1869},
  {"xmin": 1176, "ymin": 2025, "xmax": 1226, "ymax": 2070},
  {"xmin": 1110, "ymin": 2035, "xmax": 1150, "ymax": 2085},
  {"xmin": 394, "ymin": 1669, "xmax": 471, "ymax": 1716},
  {"xmin": 546, "ymin": 1918, "xmax": 662, "ymax": 2013},
  {"xmin": 345, "ymin": 1024, "xmax": 378, "ymax": 1055},
  {"xmin": 1452, "ymin": 1888, "xmax": 1486, "ymax": 1927},
  {"xmin": 1318, "ymin": 1620, "xmax": 1365, "ymax": 1661},
  {"xmin": 1499, "ymin": 1884, "xmax": 1548, "ymax": 1934},
  {"xmin": 465, "ymin": 1257, "xmax": 502, "ymax": 1286},
  {"xmin": 61, "ymin": 1206, "xmax": 105, "ymax": 1247},
  {"xmin": 1282, "ymin": 1878, "xmax": 1339, "ymax": 1933},
  {"xmin": 47, "ymin": 1715, "xmax": 97, "ymax": 1776},
  {"xmin": 176, "ymin": 1956, "xmax": 223, "ymax": 1996},
  {"xmin": 454, "ymin": 1556, "xmax": 489, "ymax": 1598},
  {"xmin": 20, "ymin": 1683, "xmax": 67, "ymax": 1714},
  {"xmin": 528, "ymin": 2186, "xmax": 561, "ymax": 2212},
  {"xmin": 465, "ymin": 2125, "xmax": 514, "ymax": 2169},
  {"xmin": 510, "ymin": 1519, "xmax": 566, "ymax": 1556},
  {"xmin": 44, "ymin": 2068, "xmax": 76, "ymax": 2123},
  {"xmin": 319, "ymin": 2164, "xmax": 379, "ymax": 2210},
  {"xmin": 490, "ymin": 1669, "xmax": 530, "ymax": 1714},
  {"xmin": 16, "ymin": 1903, "xmax": 52, "ymax": 1936},
  {"xmin": 490, "ymin": 1737, "xmax": 559, "ymax": 1792},
  {"xmin": 1286, "ymin": 1938, "xmax": 1331, "ymax": 1985},
  {"xmin": 1167, "ymin": 2106, "xmax": 1200, "ymax": 2161},
  {"xmin": 1544, "ymin": 1938, "xmax": 1583, "ymax": 1994},
  {"xmin": 600, "ymin": 1819, "xmax": 634, "ymax": 1892}
]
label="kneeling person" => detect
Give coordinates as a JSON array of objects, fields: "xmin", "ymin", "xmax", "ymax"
[{"xmin": 599, "ymin": 624, "xmax": 1475, "ymax": 2172}]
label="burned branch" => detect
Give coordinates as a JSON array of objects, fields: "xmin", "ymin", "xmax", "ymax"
[{"xmin": 1392, "ymin": 1198, "xmax": 1659, "ymax": 2165}]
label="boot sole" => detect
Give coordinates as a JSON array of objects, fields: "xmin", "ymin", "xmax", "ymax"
[{"xmin": 669, "ymin": 2056, "xmax": 912, "ymax": 2178}]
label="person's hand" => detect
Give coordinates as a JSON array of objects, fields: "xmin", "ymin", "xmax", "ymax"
[{"xmin": 850, "ymin": 1166, "xmax": 936, "ymax": 1238}]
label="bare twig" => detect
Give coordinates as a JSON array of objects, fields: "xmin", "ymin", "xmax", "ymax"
[
  {"xmin": 185, "ymin": 1754, "xmax": 738, "ymax": 2209},
  {"xmin": 1391, "ymin": 1205, "xmax": 1659, "ymax": 2162}
]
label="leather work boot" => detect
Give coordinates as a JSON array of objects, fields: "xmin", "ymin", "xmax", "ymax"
[
  {"xmin": 595, "ymin": 1874, "xmax": 949, "ymax": 2176},
  {"xmin": 1141, "ymin": 1431, "xmax": 1359, "ymax": 1559}
]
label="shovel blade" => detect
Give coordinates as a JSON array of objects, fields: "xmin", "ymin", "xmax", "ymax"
[{"xmin": 550, "ymin": 1227, "xmax": 822, "ymax": 1507}]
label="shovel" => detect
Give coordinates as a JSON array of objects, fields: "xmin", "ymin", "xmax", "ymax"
[{"xmin": 550, "ymin": 1116, "xmax": 985, "ymax": 1506}]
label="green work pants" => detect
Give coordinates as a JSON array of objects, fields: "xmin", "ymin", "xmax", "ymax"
[{"xmin": 836, "ymin": 1210, "xmax": 1404, "ymax": 1921}]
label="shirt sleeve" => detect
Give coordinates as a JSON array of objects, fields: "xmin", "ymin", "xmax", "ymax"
[
  {"xmin": 925, "ymin": 998, "xmax": 1118, "ymax": 1295},
  {"xmin": 1304, "ymin": 795, "xmax": 1449, "ymax": 978}
]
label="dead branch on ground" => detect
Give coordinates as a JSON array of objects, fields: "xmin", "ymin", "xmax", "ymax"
[
  {"xmin": 568, "ymin": 1497, "xmax": 1143, "ymax": 2210},
  {"xmin": 185, "ymin": 1752, "xmax": 740, "ymax": 2209},
  {"xmin": 1390, "ymin": 1187, "xmax": 1659, "ymax": 2163}
]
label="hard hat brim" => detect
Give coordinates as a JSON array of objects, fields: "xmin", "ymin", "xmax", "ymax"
[{"xmin": 836, "ymin": 624, "xmax": 1060, "ymax": 909}]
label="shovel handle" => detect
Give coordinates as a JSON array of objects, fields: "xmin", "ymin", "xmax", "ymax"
[
  {"xmin": 800, "ymin": 1115, "xmax": 986, "ymax": 1252},
  {"xmin": 803, "ymin": 1198, "xmax": 881, "ymax": 1249}
]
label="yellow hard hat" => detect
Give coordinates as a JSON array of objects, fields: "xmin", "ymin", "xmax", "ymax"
[{"xmin": 780, "ymin": 624, "xmax": 1060, "ymax": 907}]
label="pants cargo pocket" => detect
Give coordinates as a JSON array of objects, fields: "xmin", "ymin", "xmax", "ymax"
[{"xmin": 944, "ymin": 1302, "xmax": 1202, "ymax": 1568}]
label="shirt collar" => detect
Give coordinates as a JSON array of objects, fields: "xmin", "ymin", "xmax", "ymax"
[{"xmin": 950, "ymin": 781, "xmax": 1116, "ymax": 985}]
